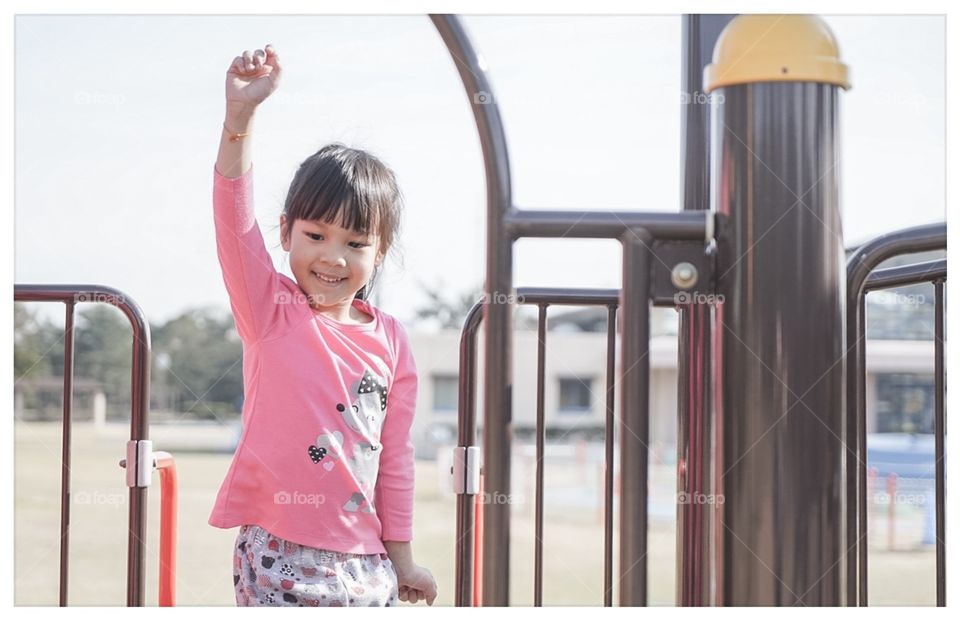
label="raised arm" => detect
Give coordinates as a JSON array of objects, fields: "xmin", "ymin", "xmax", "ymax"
[
  {"xmin": 216, "ymin": 45, "xmax": 282, "ymax": 178},
  {"xmin": 212, "ymin": 45, "xmax": 288, "ymax": 344}
]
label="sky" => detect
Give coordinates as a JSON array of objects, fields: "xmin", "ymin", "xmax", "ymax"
[{"xmin": 13, "ymin": 14, "xmax": 946, "ymax": 328}]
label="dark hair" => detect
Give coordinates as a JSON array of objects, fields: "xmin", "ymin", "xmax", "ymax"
[{"xmin": 280, "ymin": 143, "xmax": 404, "ymax": 301}]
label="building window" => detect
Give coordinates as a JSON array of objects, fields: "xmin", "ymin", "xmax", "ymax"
[
  {"xmin": 558, "ymin": 377, "xmax": 593, "ymax": 413},
  {"xmin": 432, "ymin": 374, "xmax": 458, "ymax": 413},
  {"xmin": 874, "ymin": 373, "xmax": 935, "ymax": 434}
]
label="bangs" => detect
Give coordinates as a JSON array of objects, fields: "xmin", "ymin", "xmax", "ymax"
[{"xmin": 290, "ymin": 174, "xmax": 378, "ymax": 235}]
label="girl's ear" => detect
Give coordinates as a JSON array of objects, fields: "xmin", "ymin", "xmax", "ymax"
[{"xmin": 280, "ymin": 215, "xmax": 290, "ymax": 251}]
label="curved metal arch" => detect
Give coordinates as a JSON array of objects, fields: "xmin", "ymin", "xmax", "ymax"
[{"xmin": 429, "ymin": 15, "xmax": 515, "ymax": 606}]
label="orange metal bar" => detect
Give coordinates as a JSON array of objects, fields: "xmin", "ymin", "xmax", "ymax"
[{"xmin": 155, "ymin": 454, "xmax": 178, "ymax": 606}]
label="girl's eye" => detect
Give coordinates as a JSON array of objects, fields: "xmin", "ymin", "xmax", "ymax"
[{"xmin": 305, "ymin": 232, "xmax": 368, "ymax": 248}]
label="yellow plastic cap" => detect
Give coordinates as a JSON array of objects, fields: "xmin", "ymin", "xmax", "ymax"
[{"xmin": 703, "ymin": 15, "xmax": 851, "ymax": 93}]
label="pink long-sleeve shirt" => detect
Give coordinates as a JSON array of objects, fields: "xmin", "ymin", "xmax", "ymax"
[{"xmin": 207, "ymin": 163, "xmax": 418, "ymax": 554}]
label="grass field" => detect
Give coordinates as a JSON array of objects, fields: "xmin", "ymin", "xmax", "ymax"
[{"xmin": 14, "ymin": 421, "xmax": 937, "ymax": 606}]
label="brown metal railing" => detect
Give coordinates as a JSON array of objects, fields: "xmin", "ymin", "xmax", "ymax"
[
  {"xmin": 454, "ymin": 288, "xmax": 623, "ymax": 606},
  {"xmin": 846, "ymin": 229, "xmax": 947, "ymax": 606},
  {"xmin": 14, "ymin": 284, "xmax": 176, "ymax": 606}
]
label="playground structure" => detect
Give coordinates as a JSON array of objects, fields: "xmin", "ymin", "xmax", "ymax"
[
  {"xmin": 439, "ymin": 14, "xmax": 946, "ymax": 606},
  {"xmin": 13, "ymin": 14, "xmax": 946, "ymax": 607}
]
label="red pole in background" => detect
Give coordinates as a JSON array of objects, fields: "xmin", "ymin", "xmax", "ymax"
[
  {"xmin": 596, "ymin": 462, "xmax": 620, "ymax": 525},
  {"xmin": 473, "ymin": 472, "xmax": 484, "ymax": 606},
  {"xmin": 886, "ymin": 473, "xmax": 898, "ymax": 552},
  {"xmin": 155, "ymin": 453, "xmax": 178, "ymax": 607}
]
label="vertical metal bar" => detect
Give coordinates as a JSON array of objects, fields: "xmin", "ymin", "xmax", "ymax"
[
  {"xmin": 534, "ymin": 304, "xmax": 547, "ymax": 606},
  {"xmin": 154, "ymin": 453, "xmax": 178, "ymax": 606},
  {"xmin": 59, "ymin": 300, "xmax": 76, "ymax": 606},
  {"xmin": 857, "ymin": 300, "xmax": 867, "ymax": 606},
  {"xmin": 127, "ymin": 298, "xmax": 151, "ymax": 607},
  {"xmin": 713, "ymin": 81, "xmax": 846, "ymax": 605},
  {"xmin": 428, "ymin": 16, "xmax": 515, "ymax": 606},
  {"xmin": 678, "ymin": 16, "xmax": 732, "ymax": 607},
  {"xmin": 712, "ymin": 302, "xmax": 726, "ymax": 605},
  {"xmin": 455, "ymin": 303, "xmax": 484, "ymax": 606},
  {"xmin": 482, "ymin": 186, "xmax": 513, "ymax": 606},
  {"xmin": 618, "ymin": 229, "xmax": 651, "ymax": 606},
  {"xmin": 934, "ymin": 279, "xmax": 945, "ymax": 607},
  {"xmin": 846, "ymin": 294, "xmax": 862, "ymax": 605},
  {"xmin": 603, "ymin": 304, "xmax": 616, "ymax": 607}
]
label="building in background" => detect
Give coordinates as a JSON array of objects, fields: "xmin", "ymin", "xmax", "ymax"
[{"xmin": 411, "ymin": 280, "xmax": 941, "ymax": 460}]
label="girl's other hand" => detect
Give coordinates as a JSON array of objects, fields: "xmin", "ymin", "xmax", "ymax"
[
  {"xmin": 396, "ymin": 564, "xmax": 438, "ymax": 606},
  {"xmin": 225, "ymin": 44, "xmax": 282, "ymax": 109}
]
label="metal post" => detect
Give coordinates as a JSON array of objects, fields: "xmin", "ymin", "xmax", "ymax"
[
  {"xmin": 603, "ymin": 304, "xmax": 617, "ymax": 607},
  {"xmin": 59, "ymin": 301, "xmax": 76, "ymax": 606},
  {"xmin": 429, "ymin": 15, "xmax": 515, "ymax": 606},
  {"xmin": 677, "ymin": 14, "xmax": 734, "ymax": 606},
  {"xmin": 705, "ymin": 15, "xmax": 851, "ymax": 605},
  {"xmin": 455, "ymin": 303, "xmax": 484, "ymax": 606},
  {"xmin": 618, "ymin": 229, "xmax": 651, "ymax": 606},
  {"xmin": 934, "ymin": 279, "xmax": 945, "ymax": 607},
  {"xmin": 534, "ymin": 304, "xmax": 547, "ymax": 606}
]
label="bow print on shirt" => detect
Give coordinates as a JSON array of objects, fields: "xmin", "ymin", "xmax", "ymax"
[
  {"xmin": 340, "ymin": 369, "xmax": 389, "ymax": 513},
  {"xmin": 306, "ymin": 368, "xmax": 390, "ymax": 514}
]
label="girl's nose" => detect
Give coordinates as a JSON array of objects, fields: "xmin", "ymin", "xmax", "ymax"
[{"xmin": 324, "ymin": 254, "xmax": 347, "ymax": 267}]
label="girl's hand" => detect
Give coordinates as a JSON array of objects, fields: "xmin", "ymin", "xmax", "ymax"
[
  {"xmin": 225, "ymin": 44, "xmax": 282, "ymax": 109},
  {"xmin": 395, "ymin": 563, "xmax": 437, "ymax": 606}
]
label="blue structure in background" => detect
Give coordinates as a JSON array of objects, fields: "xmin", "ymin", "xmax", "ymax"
[{"xmin": 867, "ymin": 433, "xmax": 941, "ymax": 545}]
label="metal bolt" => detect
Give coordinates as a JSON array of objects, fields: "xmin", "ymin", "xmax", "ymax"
[{"xmin": 671, "ymin": 262, "xmax": 699, "ymax": 290}]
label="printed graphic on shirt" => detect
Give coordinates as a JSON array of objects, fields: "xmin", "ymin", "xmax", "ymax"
[
  {"xmin": 307, "ymin": 430, "xmax": 344, "ymax": 471},
  {"xmin": 339, "ymin": 369, "xmax": 389, "ymax": 449},
  {"xmin": 306, "ymin": 368, "xmax": 390, "ymax": 514}
]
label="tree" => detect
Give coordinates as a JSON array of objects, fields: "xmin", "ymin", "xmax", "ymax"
[
  {"xmin": 151, "ymin": 306, "xmax": 244, "ymax": 420},
  {"xmin": 14, "ymin": 302, "xmax": 245, "ymax": 421},
  {"xmin": 413, "ymin": 279, "xmax": 538, "ymax": 330},
  {"xmin": 14, "ymin": 304, "xmax": 61, "ymax": 380}
]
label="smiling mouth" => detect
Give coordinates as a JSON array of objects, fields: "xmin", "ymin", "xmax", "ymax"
[{"xmin": 313, "ymin": 271, "xmax": 345, "ymax": 285}]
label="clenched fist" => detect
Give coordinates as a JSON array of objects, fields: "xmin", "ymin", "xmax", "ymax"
[{"xmin": 225, "ymin": 44, "xmax": 283, "ymax": 108}]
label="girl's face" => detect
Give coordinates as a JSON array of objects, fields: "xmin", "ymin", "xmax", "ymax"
[{"xmin": 280, "ymin": 215, "xmax": 383, "ymax": 313}]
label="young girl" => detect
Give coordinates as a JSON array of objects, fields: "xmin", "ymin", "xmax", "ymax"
[{"xmin": 208, "ymin": 44, "xmax": 437, "ymax": 607}]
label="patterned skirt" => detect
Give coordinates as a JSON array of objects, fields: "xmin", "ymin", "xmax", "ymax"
[{"xmin": 233, "ymin": 524, "xmax": 399, "ymax": 606}]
